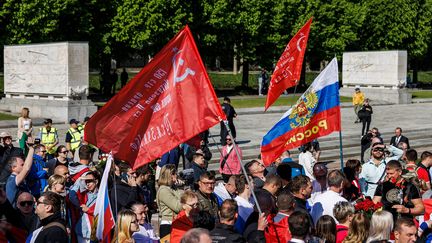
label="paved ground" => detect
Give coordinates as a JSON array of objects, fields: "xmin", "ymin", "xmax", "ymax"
[{"xmin": 1, "ymin": 101, "xmax": 432, "ymax": 168}]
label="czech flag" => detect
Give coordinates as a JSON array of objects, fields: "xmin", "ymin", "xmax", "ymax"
[
  {"xmin": 94, "ymin": 153, "xmax": 115, "ymax": 242},
  {"xmin": 261, "ymin": 58, "xmax": 341, "ymax": 165}
]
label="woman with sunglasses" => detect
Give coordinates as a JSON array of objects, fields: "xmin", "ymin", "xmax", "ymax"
[
  {"xmin": 46, "ymin": 145, "xmax": 71, "ymax": 176},
  {"xmin": 70, "ymin": 171, "xmax": 100, "ymax": 243},
  {"xmin": 170, "ymin": 191, "xmax": 199, "ymax": 243}
]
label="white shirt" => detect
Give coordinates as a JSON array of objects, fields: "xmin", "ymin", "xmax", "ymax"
[
  {"xmin": 133, "ymin": 224, "xmax": 159, "ymax": 242},
  {"xmin": 299, "ymin": 151, "xmax": 316, "ymax": 180},
  {"xmin": 214, "ymin": 182, "xmax": 233, "ymax": 202},
  {"xmin": 311, "ymin": 189, "xmax": 347, "ymax": 224},
  {"xmin": 308, "ymin": 180, "xmax": 327, "ymax": 206},
  {"xmin": 235, "ymin": 195, "xmax": 254, "ymax": 221}
]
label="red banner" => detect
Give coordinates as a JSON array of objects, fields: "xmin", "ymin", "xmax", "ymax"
[
  {"xmin": 84, "ymin": 26, "xmax": 226, "ymax": 169},
  {"xmin": 265, "ymin": 17, "xmax": 312, "ymax": 110}
]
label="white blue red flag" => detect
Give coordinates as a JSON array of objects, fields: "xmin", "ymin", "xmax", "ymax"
[
  {"xmin": 94, "ymin": 153, "xmax": 115, "ymax": 241},
  {"xmin": 261, "ymin": 58, "xmax": 341, "ymax": 165}
]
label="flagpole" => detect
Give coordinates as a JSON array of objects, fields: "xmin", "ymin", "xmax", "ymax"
[
  {"xmin": 339, "ymin": 131, "xmax": 344, "ymax": 170},
  {"xmin": 223, "ymin": 120, "xmax": 263, "ymax": 215}
]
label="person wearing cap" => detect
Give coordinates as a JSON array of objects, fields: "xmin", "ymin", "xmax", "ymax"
[
  {"xmin": 352, "ymin": 87, "xmax": 364, "ymax": 123},
  {"xmin": 65, "ymin": 119, "xmax": 82, "ymax": 158},
  {"xmin": 37, "ymin": 119, "xmax": 59, "ymax": 160},
  {"xmin": 0, "ymin": 132, "xmax": 24, "ymax": 183},
  {"xmin": 359, "ymin": 142, "xmax": 403, "ymax": 198}
]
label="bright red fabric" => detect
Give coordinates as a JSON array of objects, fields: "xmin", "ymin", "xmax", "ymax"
[
  {"xmin": 265, "ymin": 18, "xmax": 312, "ymax": 110},
  {"xmin": 170, "ymin": 210, "xmax": 193, "ymax": 243},
  {"xmin": 84, "ymin": 26, "xmax": 225, "ymax": 169}
]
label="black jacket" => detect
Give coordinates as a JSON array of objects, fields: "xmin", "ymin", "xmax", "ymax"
[
  {"xmin": 110, "ymin": 177, "xmax": 138, "ymax": 216},
  {"xmin": 390, "ymin": 135, "xmax": 410, "ymax": 149},
  {"xmin": 34, "ymin": 212, "xmax": 68, "ymax": 243},
  {"xmin": 243, "ymin": 212, "xmax": 265, "ymax": 243},
  {"xmin": 211, "ymin": 223, "xmax": 246, "ymax": 243}
]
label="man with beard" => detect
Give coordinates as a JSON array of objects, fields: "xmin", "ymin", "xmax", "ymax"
[{"xmin": 360, "ymin": 142, "xmax": 403, "ymax": 198}]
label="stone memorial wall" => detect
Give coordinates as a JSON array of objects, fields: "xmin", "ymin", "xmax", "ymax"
[
  {"xmin": 339, "ymin": 50, "xmax": 411, "ymax": 104},
  {"xmin": 1, "ymin": 42, "xmax": 97, "ymax": 122}
]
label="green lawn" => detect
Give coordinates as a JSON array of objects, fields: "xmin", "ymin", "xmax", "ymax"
[
  {"xmin": 0, "ymin": 112, "xmax": 18, "ymax": 120},
  {"xmin": 220, "ymin": 96, "xmax": 351, "ymax": 108},
  {"xmin": 411, "ymin": 90, "xmax": 432, "ymax": 98}
]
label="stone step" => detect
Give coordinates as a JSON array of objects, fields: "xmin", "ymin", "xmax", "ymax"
[
  {"xmin": 205, "ymin": 137, "xmax": 432, "ymax": 172},
  {"xmin": 207, "ymin": 129, "xmax": 432, "ymax": 163},
  {"xmin": 207, "ymin": 128, "xmax": 431, "ymax": 154}
]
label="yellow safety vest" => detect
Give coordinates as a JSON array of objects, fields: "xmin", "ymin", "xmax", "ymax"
[
  {"xmin": 40, "ymin": 127, "xmax": 58, "ymax": 154},
  {"xmin": 68, "ymin": 127, "xmax": 82, "ymax": 151}
]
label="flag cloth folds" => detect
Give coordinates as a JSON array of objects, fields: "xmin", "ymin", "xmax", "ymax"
[
  {"xmin": 94, "ymin": 153, "xmax": 115, "ymax": 241},
  {"xmin": 84, "ymin": 26, "xmax": 225, "ymax": 169},
  {"xmin": 265, "ymin": 18, "xmax": 312, "ymax": 110},
  {"xmin": 261, "ymin": 58, "xmax": 340, "ymax": 165}
]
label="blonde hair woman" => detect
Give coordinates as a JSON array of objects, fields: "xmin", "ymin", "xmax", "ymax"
[
  {"xmin": 17, "ymin": 107, "xmax": 32, "ymax": 152},
  {"xmin": 112, "ymin": 209, "xmax": 140, "ymax": 243},
  {"xmin": 366, "ymin": 210, "xmax": 393, "ymax": 243},
  {"xmin": 46, "ymin": 174, "xmax": 66, "ymax": 194},
  {"xmin": 156, "ymin": 164, "xmax": 183, "ymax": 239},
  {"xmin": 343, "ymin": 212, "xmax": 370, "ymax": 243}
]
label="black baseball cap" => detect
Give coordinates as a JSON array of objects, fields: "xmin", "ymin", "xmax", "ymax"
[{"xmin": 69, "ymin": 119, "xmax": 79, "ymax": 124}]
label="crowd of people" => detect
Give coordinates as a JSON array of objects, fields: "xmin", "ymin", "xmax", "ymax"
[{"xmin": 1, "ymin": 105, "xmax": 432, "ymax": 243}]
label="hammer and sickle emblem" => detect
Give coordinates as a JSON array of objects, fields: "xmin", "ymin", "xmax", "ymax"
[{"xmin": 172, "ymin": 49, "xmax": 195, "ymax": 85}]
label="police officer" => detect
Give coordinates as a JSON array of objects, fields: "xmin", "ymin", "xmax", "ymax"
[
  {"xmin": 65, "ymin": 119, "xmax": 82, "ymax": 158},
  {"xmin": 38, "ymin": 119, "xmax": 59, "ymax": 160}
]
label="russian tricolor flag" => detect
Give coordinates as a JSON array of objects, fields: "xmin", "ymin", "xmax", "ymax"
[
  {"xmin": 94, "ymin": 154, "xmax": 115, "ymax": 241},
  {"xmin": 261, "ymin": 58, "xmax": 341, "ymax": 165}
]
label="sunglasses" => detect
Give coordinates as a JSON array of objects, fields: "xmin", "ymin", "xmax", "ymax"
[
  {"xmin": 19, "ymin": 201, "xmax": 34, "ymax": 207},
  {"xmin": 186, "ymin": 202, "xmax": 199, "ymax": 208},
  {"xmin": 226, "ymin": 139, "xmax": 232, "ymax": 141},
  {"xmin": 85, "ymin": 179, "xmax": 96, "ymax": 184},
  {"xmin": 60, "ymin": 151, "xmax": 69, "ymax": 154},
  {"xmin": 40, "ymin": 150, "xmax": 47, "ymax": 153},
  {"xmin": 373, "ymin": 148, "xmax": 384, "ymax": 152}
]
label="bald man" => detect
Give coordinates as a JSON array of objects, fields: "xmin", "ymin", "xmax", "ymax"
[
  {"xmin": 54, "ymin": 165, "xmax": 71, "ymax": 187},
  {"xmin": 16, "ymin": 192, "xmax": 39, "ymax": 232}
]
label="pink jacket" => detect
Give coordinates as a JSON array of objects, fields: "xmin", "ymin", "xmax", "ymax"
[{"xmin": 219, "ymin": 145, "xmax": 242, "ymax": 175}]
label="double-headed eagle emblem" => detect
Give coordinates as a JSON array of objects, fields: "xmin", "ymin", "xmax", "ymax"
[{"xmin": 288, "ymin": 89, "xmax": 319, "ymax": 129}]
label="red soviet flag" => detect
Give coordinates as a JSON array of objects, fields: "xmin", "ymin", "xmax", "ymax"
[
  {"xmin": 84, "ymin": 26, "xmax": 226, "ymax": 169},
  {"xmin": 265, "ymin": 17, "xmax": 312, "ymax": 110}
]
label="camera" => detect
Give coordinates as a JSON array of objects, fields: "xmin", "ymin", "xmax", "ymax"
[{"xmin": 34, "ymin": 138, "xmax": 41, "ymax": 145}]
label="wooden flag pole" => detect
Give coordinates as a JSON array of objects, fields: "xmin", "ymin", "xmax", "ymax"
[{"xmin": 222, "ymin": 120, "xmax": 263, "ymax": 215}]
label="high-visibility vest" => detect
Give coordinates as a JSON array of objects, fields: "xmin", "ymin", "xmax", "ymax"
[
  {"xmin": 40, "ymin": 127, "xmax": 58, "ymax": 154},
  {"xmin": 68, "ymin": 127, "xmax": 82, "ymax": 151}
]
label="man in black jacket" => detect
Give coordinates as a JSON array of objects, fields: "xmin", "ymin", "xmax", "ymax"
[
  {"xmin": 33, "ymin": 191, "xmax": 68, "ymax": 243},
  {"xmin": 210, "ymin": 199, "xmax": 245, "ymax": 243},
  {"xmin": 110, "ymin": 163, "xmax": 139, "ymax": 217},
  {"xmin": 390, "ymin": 127, "xmax": 410, "ymax": 149}
]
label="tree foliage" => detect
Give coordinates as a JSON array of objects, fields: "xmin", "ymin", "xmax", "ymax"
[{"xmin": 0, "ymin": 0, "xmax": 430, "ymax": 77}]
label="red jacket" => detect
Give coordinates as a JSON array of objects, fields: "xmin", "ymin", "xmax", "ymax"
[
  {"xmin": 265, "ymin": 213, "xmax": 291, "ymax": 243},
  {"xmin": 170, "ymin": 210, "xmax": 193, "ymax": 243},
  {"xmin": 336, "ymin": 225, "xmax": 349, "ymax": 243},
  {"xmin": 219, "ymin": 145, "xmax": 242, "ymax": 175}
]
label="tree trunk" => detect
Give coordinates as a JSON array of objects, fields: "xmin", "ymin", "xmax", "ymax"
[
  {"xmin": 412, "ymin": 58, "xmax": 418, "ymax": 85},
  {"xmin": 233, "ymin": 44, "xmax": 237, "ymax": 75},
  {"xmin": 242, "ymin": 60, "xmax": 249, "ymax": 88}
]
